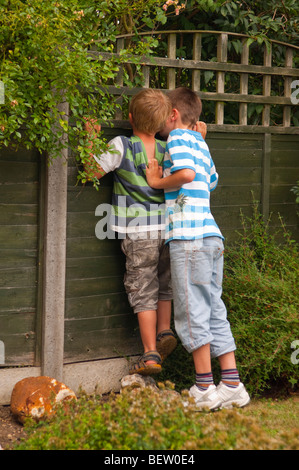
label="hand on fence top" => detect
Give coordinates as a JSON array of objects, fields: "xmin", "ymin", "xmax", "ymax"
[{"xmin": 193, "ymin": 121, "xmax": 207, "ymax": 139}]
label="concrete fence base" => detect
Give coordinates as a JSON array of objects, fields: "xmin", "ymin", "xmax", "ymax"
[{"xmin": 0, "ymin": 357, "xmax": 131, "ymax": 405}]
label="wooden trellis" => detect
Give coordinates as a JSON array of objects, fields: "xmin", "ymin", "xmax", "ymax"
[{"xmin": 94, "ymin": 30, "xmax": 299, "ymax": 134}]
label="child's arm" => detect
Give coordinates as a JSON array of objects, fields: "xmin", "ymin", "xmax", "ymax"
[
  {"xmin": 146, "ymin": 159, "xmax": 195, "ymax": 190},
  {"xmin": 83, "ymin": 118, "xmax": 106, "ymax": 180}
]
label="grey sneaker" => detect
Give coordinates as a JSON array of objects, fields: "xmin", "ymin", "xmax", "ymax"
[
  {"xmin": 216, "ymin": 381, "xmax": 250, "ymax": 409},
  {"xmin": 189, "ymin": 384, "xmax": 222, "ymax": 411}
]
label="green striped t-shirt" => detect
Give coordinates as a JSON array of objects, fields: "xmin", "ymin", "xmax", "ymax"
[{"xmin": 94, "ymin": 135, "xmax": 166, "ymax": 234}]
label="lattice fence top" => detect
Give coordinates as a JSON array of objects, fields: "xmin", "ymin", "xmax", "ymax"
[{"xmin": 90, "ymin": 30, "xmax": 299, "ymax": 134}]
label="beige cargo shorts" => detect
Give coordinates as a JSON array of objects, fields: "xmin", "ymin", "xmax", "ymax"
[{"xmin": 121, "ymin": 232, "xmax": 172, "ymax": 313}]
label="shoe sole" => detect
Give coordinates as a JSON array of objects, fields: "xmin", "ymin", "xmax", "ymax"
[
  {"xmin": 220, "ymin": 396, "xmax": 251, "ymax": 409},
  {"xmin": 156, "ymin": 336, "xmax": 177, "ymax": 361},
  {"xmin": 195, "ymin": 400, "xmax": 222, "ymax": 411}
]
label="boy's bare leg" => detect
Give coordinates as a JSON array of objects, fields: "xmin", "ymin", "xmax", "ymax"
[
  {"xmin": 137, "ymin": 310, "xmax": 157, "ymax": 364},
  {"xmin": 137, "ymin": 301, "xmax": 173, "ymax": 365},
  {"xmin": 192, "ymin": 343, "xmax": 212, "ymax": 374},
  {"xmin": 192, "ymin": 346, "xmax": 237, "ymax": 373},
  {"xmin": 156, "ymin": 299, "xmax": 172, "ymax": 334},
  {"xmin": 218, "ymin": 351, "xmax": 237, "ymax": 370}
]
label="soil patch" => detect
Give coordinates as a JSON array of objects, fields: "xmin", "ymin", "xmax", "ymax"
[{"xmin": 0, "ymin": 405, "xmax": 26, "ymax": 450}]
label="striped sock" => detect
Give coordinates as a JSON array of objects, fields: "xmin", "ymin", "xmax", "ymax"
[
  {"xmin": 196, "ymin": 372, "xmax": 214, "ymax": 391},
  {"xmin": 221, "ymin": 368, "xmax": 240, "ymax": 388}
]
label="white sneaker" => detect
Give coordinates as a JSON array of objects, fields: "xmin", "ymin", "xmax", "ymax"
[
  {"xmin": 216, "ymin": 381, "xmax": 250, "ymax": 409},
  {"xmin": 189, "ymin": 384, "xmax": 222, "ymax": 411}
]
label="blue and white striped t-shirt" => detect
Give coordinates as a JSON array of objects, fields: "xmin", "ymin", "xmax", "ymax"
[{"xmin": 163, "ymin": 128, "xmax": 223, "ymax": 242}]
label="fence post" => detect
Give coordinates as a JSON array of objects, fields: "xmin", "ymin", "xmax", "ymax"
[
  {"xmin": 167, "ymin": 33, "xmax": 176, "ymax": 90},
  {"xmin": 262, "ymin": 43, "xmax": 272, "ymax": 126},
  {"xmin": 239, "ymin": 38, "xmax": 249, "ymax": 125},
  {"xmin": 192, "ymin": 33, "xmax": 202, "ymax": 92},
  {"xmin": 261, "ymin": 133, "xmax": 271, "ymax": 222},
  {"xmin": 41, "ymin": 98, "xmax": 69, "ymax": 381},
  {"xmin": 216, "ymin": 33, "xmax": 228, "ymax": 125},
  {"xmin": 283, "ymin": 47, "xmax": 293, "ymax": 127}
]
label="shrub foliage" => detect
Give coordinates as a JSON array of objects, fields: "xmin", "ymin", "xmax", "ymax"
[{"xmin": 15, "ymin": 386, "xmax": 299, "ymax": 450}]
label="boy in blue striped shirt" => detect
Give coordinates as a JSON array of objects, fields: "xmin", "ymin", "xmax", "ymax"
[{"xmin": 146, "ymin": 87, "xmax": 250, "ymax": 410}]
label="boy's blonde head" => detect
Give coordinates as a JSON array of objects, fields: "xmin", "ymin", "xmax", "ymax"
[
  {"xmin": 167, "ymin": 87, "xmax": 202, "ymax": 128},
  {"xmin": 129, "ymin": 89, "xmax": 172, "ymax": 135}
]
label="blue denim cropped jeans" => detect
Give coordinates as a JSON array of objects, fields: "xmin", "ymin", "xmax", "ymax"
[{"xmin": 169, "ymin": 237, "xmax": 236, "ymax": 356}]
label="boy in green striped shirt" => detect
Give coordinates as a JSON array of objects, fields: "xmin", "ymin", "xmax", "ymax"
[{"xmin": 84, "ymin": 89, "xmax": 177, "ymax": 375}]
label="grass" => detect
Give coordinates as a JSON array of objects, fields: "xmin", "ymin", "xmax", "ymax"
[{"xmin": 242, "ymin": 395, "xmax": 299, "ymax": 442}]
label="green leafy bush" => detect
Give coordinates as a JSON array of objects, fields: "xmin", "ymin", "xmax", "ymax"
[
  {"xmin": 15, "ymin": 386, "xmax": 299, "ymax": 450},
  {"xmin": 222, "ymin": 205, "xmax": 299, "ymax": 395}
]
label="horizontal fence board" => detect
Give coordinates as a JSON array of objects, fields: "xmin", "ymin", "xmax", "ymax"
[
  {"xmin": 0, "ymin": 287, "xmax": 36, "ymax": 313},
  {"xmin": 211, "ymin": 185, "xmax": 261, "ymax": 206},
  {"xmin": 95, "ymin": 51, "xmax": 299, "ymax": 77},
  {"xmin": 65, "ymin": 313, "xmax": 137, "ymax": 334},
  {"xmin": 0, "ymin": 225, "xmax": 38, "ymax": 250},
  {"xmin": 0, "ymin": 266, "xmax": 37, "ymax": 289},
  {"xmin": 268, "ymin": 204, "xmax": 299, "ymax": 227},
  {"xmin": 271, "ymin": 150, "xmax": 299, "ymax": 167},
  {"xmin": 65, "ymin": 276, "xmax": 125, "ymax": 299},
  {"xmin": 0, "ymin": 182, "xmax": 38, "ymax": 205},
  {"xmin": 65, "ymin": 292, "xmax": 130, "ymax": 320},
  {"xmin": 103, "ymin": 120, "xmax": 299, "ymax": 135},
  {"xmin": 66, "ymin": 255, "xmax": 125, "ymax": 281},
  {"xmin": 0, "ymin": 148, "xmax": 39, "ymax": 163},
  {"xmin": 67, "ymin": 211, "xmax": 98, "ymax": 239},
  {"xmin": 215, "ymin": 167, "xmax": 262, "ymax": 185},
  {"xmin": 0, "ymin": 203, "xmax": 38, "ymax": 225},
  {"xmin": 0, "ymin": 161, "xmax": 38, "ymax": 184},
  {"xmin": 64, "ymin": 326, "xmax": 142, "ymax": 363},
  {"xmin": 106, "ymin": 85, "xmax": 298, "ymax": 106},
  {"xmin": 0, "ymin": 249, "xmax": 37, "ymax": 269},
  {"xmin": 213, "ymin": 204, "xmax": 254, "ymax": 229},
  {"xmin": 270, "ymin": 185, "xmax": 299, "ymax": 204},
  {"xmin": 67, "ymin": 186, "xmax": 112, "ymax": 212},
  {"xmin": 271, "ymin": 168, "xmax": 299, "ymax": 185},
  {"xmin": 207, "ymin": 133, "xmax": 263, "ymax": 150},
  {"xmin": 0, "ymin": 310, "xmax": 36, "ymax": 365},
  {"xmin": 66, "ymin": 237, "xmax": 122, "ymax": 258},
  {"xmin": 0, "ymin": 311, "xmax": 36, "ymax": 333}
]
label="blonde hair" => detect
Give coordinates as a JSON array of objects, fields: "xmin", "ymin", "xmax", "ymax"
[
  {"xmin": 167, "ymin": 87, "xmax": 202, "ymax": 127},
  {"xmin": 129, "ymin": 89, "xmax": 172, "ymax": 134}
]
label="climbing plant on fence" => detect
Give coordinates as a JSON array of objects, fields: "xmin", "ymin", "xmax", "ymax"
[{"xmin": 0, "ymin": 0, "xmax": 180, "ymax": 158}]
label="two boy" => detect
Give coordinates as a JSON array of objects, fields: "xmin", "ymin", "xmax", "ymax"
[{"xmin": 85, "ymin": 87, "xmax": 250, "ymax": 410}]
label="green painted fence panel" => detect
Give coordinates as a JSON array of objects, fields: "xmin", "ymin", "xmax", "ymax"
[
  {"xmin": 0, "ymin": 131, "xmax": 298, "ymax": 366},
  {"xmin": 0, "ymin": 148, "xmax": 40, "ymax": 366}
]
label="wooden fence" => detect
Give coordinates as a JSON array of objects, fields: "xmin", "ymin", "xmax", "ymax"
[
  {"xmin": 96, "ymin": 30, "xmax": 299, "ymax": 131},
  {"xmin": 0, "ymin": 31, "xmax": 298, "ymax": 402}
]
